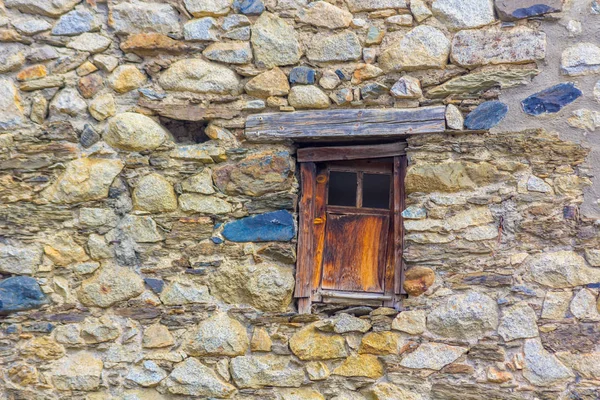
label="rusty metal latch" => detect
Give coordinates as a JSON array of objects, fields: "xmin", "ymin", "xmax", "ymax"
[{"xmin": 313, "ymin": 217, "xmax": 325, "ymax": 225}]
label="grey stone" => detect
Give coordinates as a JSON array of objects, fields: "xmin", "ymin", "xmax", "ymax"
[
  {"xmin": 391, "ymin": 76, "xmax": 422, "ymax": 99},
  {"xmin": 159, "ymin": 59, "xmax": 240, "ymax": 95},
  {"xmin": 251, "ymin": 12, "xmax": 301, "ymax": 68},
  {"xmin": 183, "ymin": 0, "xmax": 233, "ymax": 17},
  {"xmin": 561, "ymin": 43, "xmax": 600, "ymax": 76},
  {"xmin": 51, "ymin": 352, "xmax": 103, "ymax": 391},
  {"xmin": 80, "ymin": 124, "xmax": 100, "ymax": 148},
  {"xmin": 203, "ymin": 41, "xmax": 252, "ymax": 64},
  {"xmin": 445, "ymin": 104, "xmax": 464, "ymax": 130},
  {"xmin": 110, "ymin": 1, "xmax": 181, "ymax": 35},
  {"xmin": 319, "ymin": 313, "xmax": 372, "ymax": 334},
  {"xmin": 52, "ymin": 8, "xmax": 100, "ymax": 36},
  {"xmin": 222, "ymin": 14, "xmax": 251, "ymax": 30},
  {"xmin": 93, "ymin": 55, "xmax": 118, "ymax": 73},
  {"xmin": 181, "ymin": 170, "xmax": 215, "ymax": 195},
  {"xmin": 184, "ymin": 18, "xmax": 219, "ymax": 41},
  {"xmin": 451, "ymin": 27, "xmax": 546, "ymax": 68},
  {"xmin": 118, "ymin": 215, "xmax": 163, "ymax": 243},
  {"xmin": 27, "ymin": 45, "xmax": 59, "ymax": 62},
  {"xmin": 50, "ymin": 88, "xmax": 87, "ymax": 118},
  {"xmin": 400, "ymin": 342, "xmax": 467, "ymax": 370},
  {"xmin": 361, "ymin": 82, "xmax": 389, "ymax": 99},
  {"xmin": 78, "ymin": 262, "xmax": 144, "ymax": 308},
  {"xmin": 126, "ymin": 361, "xmax": 167, "ymax": 387},
  {"xmin": 0, "ymin": 79, "xmax": 24, "ymax": 130},
  {"xmin": 525, "ymin": 251, "xmax": 600, "ymax": 288},
  {"xmin": 391, "ymin": 310, "xmax": 427, "ymax": 334},
  {"xmin": 159, "ymin": 280, "xmax": 212, "ymax": 305},
  {"xmin": 541, "ymin": 291, "xmax": 572, "ymax": 319},
  {"xmin": 133, "ymin": 174, "xmax": 178, "ymax": 213},
  {"xmin": 223, "ymin": 27, "xmax": 250, "ymax": 40},
  {"xmin": 165, "ymin": 357, "xmax": 237, "ymax": 397},
  {"xmin": 288, "ymin": 85, "xmax": 330, "ymax": 109},
  {"xmin": 0, "ymin": 44, "xmax": 26, "ymax": 73},
  {"xmin": 297, "ymin": 1, "xmax": 352, "ymax": 29},
  {"xmin": 432, "ymin": 0, "xmax": 495, "ymax": 29},
  {"xmin": 0, "ymin": 242, "xmax": 42, "ymax": 275},
  {"xmin": 307, "ymin": 31, "xmax": 362, "ymax": 63},
  {"xmin": 498, "ymin": 303, "xmax": 539, "ymax": 341},
  {"xmin": 523, "ymin": 339, "xmax": 573, "ymax": 386},
  {"xmin": 527, "ymin": 175, "xmax": 552, "ymax": 193},
  {"xmin": 427, "ymin": 291, "xmax": 499, "ymax": 340},
  {"xmin": 105, "ymin": 112, "xmax": 170, "ymax": 152},
  {"xmin": 66, "ymin": 33, "xmax": 111, "ymax": 53},
  {"xmin": 569, "ymin": 289, "xmax": 600, "ymax": 321},
  {"xmin": 380, "ymin": 25, "xmax": 450, "ymax": 72},
  {"xmin": 410, "ymin": 0, "xmax": 433, "ymax": 22},
  {"xmin": 230, "ymin": 355, "xmax": 304, "ymax": 388},
  {"xmin": 179, "ymin": 194, "xmax": 232, "ymax": 214},
  {"xmin": 584, "ymin": 249, "xmax": 600, "ymax": 267},
  {"xmin": 12, "ymin": 18, "xmax": 51, "ymax": 35},
  {"xmin": 5, "ymin": 0, "xmax": 80, "ymax": 17},
  {"xmin": 184, "ymin": 313, "xmax": 249, "ymax": 356},
  {"xmin": 345, "ymin": 0, "xmax": 407, "ymax": 12}
]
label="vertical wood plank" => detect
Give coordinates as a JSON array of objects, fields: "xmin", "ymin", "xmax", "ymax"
[
  {"xmin": 396, "ymin": 156, "xmax": 408, "ymax": 296},
  {"xmin": 356, "ymin": 171, "xmax": 363, "ymax": 208},
  {"xmin": 294, "ymin": 163, "xmax": 316, "ymax": 311},
  {"xmin": 311, "ymin": 168, "xmax": 328, "ymax": 295}
]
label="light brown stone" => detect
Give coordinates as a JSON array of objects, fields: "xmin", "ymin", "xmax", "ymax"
[
  {"xmin": 358, "ymin": 331, "xmax": 400, "ymax": 355},
  {"xmin": 108, "ymin": 65, "xmax": 146, "ymax": 94},
  {"xmin": 245, "ymin": 67, "xmax": 290, "ymax": 98},
  {"xmin": 333, "ymin": 354, "xmax": 384, "ymax": 379},
  {"xmin": 403, "ymin": 267, "xmax": 435, "ymax": 296},
  {"xmin": 289, "ymin": 324, "xmax": 348, "ymax": 360}
]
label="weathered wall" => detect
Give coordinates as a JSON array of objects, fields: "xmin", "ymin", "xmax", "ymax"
[{"xmin": 1, "ymin": 0, "xmax": 600, "ymax": 399}]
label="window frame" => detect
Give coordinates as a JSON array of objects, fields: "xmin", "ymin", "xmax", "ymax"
[{"xmin": 295, "ymin": 142, "xmax": 408, "ymax": 314}]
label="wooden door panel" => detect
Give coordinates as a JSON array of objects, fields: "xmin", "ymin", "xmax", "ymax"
[{"xmin": 321, "ymin": 213, "xmax": 389, "ymax": 293}]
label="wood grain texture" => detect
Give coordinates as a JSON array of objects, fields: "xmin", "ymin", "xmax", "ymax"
[
  {"xmin": 297, "ymin": 142, "xmax": 406, "ymax": 162},
  {"xmin": 321, "ymin": 213, "xmax": 389, "ymax": 293},
  {"xmin": 245, "ymin": 107, "xmax": 446, "ymax": 142},
  {"xmin": 294, "ymin": 163, "xmax": 316, "ymax": 300},
  {"xmin": 311, "ymin": 169, "xmax": 328, "ymax": 294},
  {"xmin": 139, "ymin": 98, "xmax": 239, "ymax": 121}
]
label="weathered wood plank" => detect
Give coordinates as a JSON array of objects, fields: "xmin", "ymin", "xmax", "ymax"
[
  {"xmin": 138, "ymin": 98, "xmax": 239, "ymax": 121},
  {"xmin": 294, "ymin": 162, "xmax": 316, "ymax": 302},
  {"xmin": 245, "ymin": 107, "xmax": 446, "ymax": 142},
  {"xmin": 297, "ymin": 142, "xmax": 406, "ymax": 162}
]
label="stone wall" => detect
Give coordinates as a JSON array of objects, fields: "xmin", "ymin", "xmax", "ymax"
[{"xmin": 1, "ymin": 0, "xmax": 600, "ymax": 399}]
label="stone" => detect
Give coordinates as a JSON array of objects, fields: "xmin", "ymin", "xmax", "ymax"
[
  {"xmin": 561, "ymin": 43, "xmax": 600, "ymax": 76},
  {"xmin": 525, "ymin": 251, "xmax": 600, "ymax": 288},
  {"xmin": 223, "ymin": 14, "xmax": 251, "ymax": 30},
  {"xmin": 30, "ymin": 94, "xmax": 47, "ymax": 124},
  {"xmin": 392, "ymin": 310, "xmax": 426, "ymax": 334},
  {"xmin": 81, "ymin": 316, "xmax": 120, "ymax": 343},
  {"xmin": 78, "ymin": 73, "xmax": 103, "ymax": 99},
  {"xmin": 331, "ymin": 313, "xmax": 372, "ymax": 333},
  {"xmin": 290, "ymin": 66, "xmax": 316, "ymax": 85},
  {"xmin": 298, "ymin": 1, "xmax": 352, "ymax": 29},
  {"xmin": 358, "ymin": 331, "xmax": 400, "ymax": 355},
  {"xmin": 110, "ymin": 1, "xmax": 181, "ymax": 35},
  {"xmin": 251, "ymin": 327, "xmax": 272, "ymax": 352},
  {"xmin": 251, "ymin": 13, "xmax": 301, "ymax": 68},
  {"xmin": 487, "ymin": 367, "xmax": 513, "ymax": 383},
  {"xmin": 570, "ymin": 289, "xmax": 600, "ymax": 321},
  {"xmin": 403, "ymin": 266, "xmax": 435, "ymax": 296},
  {"xmin": 432, "ymin": 0, "xmax": 495, "ymax": 29},
  {"xmin": 27, "ymin": 45, "xmax": 59, "ymax": 63},
  {"xmin": 52, "ymin": 352, "xmax": 103, "ymax": 391},
  {"xmin": 352, "ymin": 64, "xmax": 383, "ymax": 84},
  {"xmin": 159, "ymin": 280, "xmax": 211, "ymax": 305},
  {"xmin": 210, "ymin": 262, "xmax": 294, "ymax": 311},
  {"xmin": 5, "ymin": 0, "xmax": 80, "ymax": 17},
  {"xmin": 361, "ymin": 82, "xmax": 389, "ymax": 99},
  {"xmin": 230, "ymin": 355, "xmax": 304, "ymax": 388},
  {"xmin": 386, "ymin": 14, "xmax": 414, "ymax": 26},
  {"xmin": 165, "ymin": 357, "xmax": 236, "ymax": 398},
  {"xmin": 495, "ymin": 0, "xmax": 562, "ymax": 21},
  {"xmin": 133, "ymin": 174, "xmax": 178, "ymax": 213},
  {"xmin": 203, "ymin": 41, "xmax": 252, "ymax": 64},
  {"xmin": 78, "ymin": 262, "xmax": 144, "ymax": 308},
  {"xmin": 521, "ymin": 83, "xmax": 582, "ymax": 116},
  {"xmin": 118, "ymin": 215, "xmax": 164, "ymax": 243},
  {"xmin": 0, "ymin": 79, "xmax": 24, "ymax": 130},
  {"xmin": 568, "ymin": 109, "xmax": 600, "ymax": 131},
  {"xmin": 452, "ymin": 27, "xmax": 546, "ymax": 68},
  {"xmin": 527, "ymin": 175, "xmax": 552, "ymax": 193},
  {"xmin": 281, "ymin": 388, "xmax": 325, "ymax": 400},
  {"xmin": 334, "ymin": 354, "xmax": 384, "ymax": 379},
  {"xmin": 0, "ymin": 276, "xmax": 47, "ymax": 314},
  {"xmin": 108, "ymin": 65, "xmax": 147, "ymax": 94},
  {"xmin": 105, "ymin": 113, "xmax": 170, "ymax": 152},
  {"xmin": 184, "ymin": 0, "xmax": 233, "ymax": 17},
  {"xmin": 410, "ymin": 0, "xmax": 433, "ymax": 21},
  {"xmin": 306, "ymin": 361, "xmax": 330, "ymax": 381},
  {"xmin": 42, "ymin": 158, "xmax": 123, "ymax": 204},
  {"xmin": 143, "ymin": 324, "xmax": 174, "ymax": 348},
  {"xmin": 52, "ymin": 8, "xmax": 99, "ymax": 36},
  {"xmin": 406, "ymin": 162, "xmax": 485, "ymax": 193},
  {"xmin": 245, "ymin": 67, "xmax": 290, "ymax": 98},
  {"xmin": 364, "ymin": 382, "xmax": 423, "ymax": 400},
  {"xmin": 427, "ymin": 291, "xmax": 499, "ymax": 340},
  {"xmin": 50, "ymin": 88, "xmax": 87, "ymax": 117},
  {"xmin": 498, "ymin": 303, "xmax": 539, "ymax": 341},
  {"xmin": 556, "ymin": 352, "xmax": 600, "ymax": 380},
  {"xmin": 585, "ymin": 249, "xmax": 600, "ymax": 267},
  {"xmin": 19, "ymin": 76, "xmax": 66, "ymax": 91},
  {"xmin": 522, "ymin": 338, "xmax": 573, "ymax": 386},
  {"xmin": 66, "ymin": 33, "xmax": 111, "ymax": 53},
  {"xmin": 13, "ymin": 18, "xmax": 52, "ymax": 35},
  {"xmin": 179, "ymin": 194, "xmax": 232, "ymax": 214},
  {"xmin": 330, "ymin": 88, "xmax": 353, "ymax": 105},
  {"xmin": 289, "ymin": 324, "xmax": 347, "ymax": 360},
  {"xmin": 365, "ymin": 26, "xmax": 384, "ymax": 46},
  {"xmin": 464, "ymin": 101, "xmax": 508, "ymax": 130},
  {"xmin": 307, "ymin": 31, "xmax": 362, "ymax": 63},
  {"xmin": 184, "ymin": 313, "xmax": 248, "ymax": 356},
  {"xmin": 120, "ymin": 33, "xmax": 189, "ymax": 56},
  {"xmin": 44, "ymin": 232, "xmax": 88, "ymax": 266},
  {"xmin": 183, "ymin": 18, "xmax": 219, "ymax": 41},
  {"xmin": 445, "ymin": 104, "xmax": 464, "ymax": 130},
  {"xmin": 159, "ymin": 59, "xmax": 240, "ymax": 95},
  {"xmin": 346, "ymin": 0, "xmax": 408, "ymax": 12},
  {"xmin": 380, "ymin": 26, "xmax": 450, "ymax": 72},
  {"xmin": 0, "ymin": 44, "xmax": 25, "ymax": 73},
  {"xmin": 126, "ymin": 361, "xmax": 167, "ymax": 387},
  {"xmin": 222, "ymin": 210, "xmax": 295, "ymax": 242},
  {"xmin": 16, "ymin": 65, "xmax": 47, "ymax": 81},
  {"xmin": 0, "ymin": 242, "xmax": 42, "ymax": 275},
  {"xmin": 320, "ymin": 70, "xmax": 341, "ymax": 89},
  {"xmin": 234, "ymin": 0, "xmax": 265, "ymax": 15},
  {"xmin": 181, "ymin": 170, "xmax": 215, "ymax": 194},
  {"xmin": 288, "ymin": 85, "xmax": 330, "ymax": 109},
  {"xmin": 401, "ymin": 342, "xmax": 467, "ymax": 370},
  {"xmin": 542, "ymin": 291, "xmax": 571, "ymax": 319},
  {"xmin": 391, "ymin": 76, "xmax": 422, "ymax": 99},
  {"xmin": 89, "ymin": 93, "xmax": 116, "ymax": 121}
]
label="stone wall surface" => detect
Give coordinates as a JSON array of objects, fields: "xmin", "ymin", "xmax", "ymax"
[{"xmin": 0, "ymin": 0, "xmax": 600, "ymax": 399}]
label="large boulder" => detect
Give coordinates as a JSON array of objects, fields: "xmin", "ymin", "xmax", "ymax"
[
  {"xmin": 159, "ymin": 59, "xmax": 240, "ymax": 95},
  {"xmin": 251, "ymin": 13, "xmax": 301, "ymax": 68},
  {"xmin": 184, "ymin": 313, "xmax": 249, "ymax": 357},
  {"xmin": 380, "ymin": 26, "xmax": 450, "ymax": 72},
  {"xmin": 427, "ymin": 291, "xmax": 499, "ymax": 340},
  {"xmin": 525, "ymin": 251, "xmax": 600, "ymax": 288},
  {"xmin": 105, "ymin": 113, "xmax": 170, "ymax": 152}
]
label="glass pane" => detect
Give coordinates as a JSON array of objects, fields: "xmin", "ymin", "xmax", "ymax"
[
  {"xmin": 328, "ymin": 171, "xmax": 357, "ymax": 207},
  {"xmin": 363, "ymin": 173, "xmax": 390, "ymax": 209}
]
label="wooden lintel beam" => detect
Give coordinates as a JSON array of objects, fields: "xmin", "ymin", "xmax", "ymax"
[
  {"xmin": 245, "ymin": 106, "xmax": 446, "ymax": 142},
  {"xmin": 138, "ymin": 98, "xmax": 239, "ymax": 121},
  {"xmin": 297, "ymin": 142, "xmax": 406, "ymax": 162}
]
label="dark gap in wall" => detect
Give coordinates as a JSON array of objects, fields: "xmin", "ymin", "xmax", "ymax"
[{"xmin": 159, "ymin": 117, "xmax": 209, "ymax": 144}]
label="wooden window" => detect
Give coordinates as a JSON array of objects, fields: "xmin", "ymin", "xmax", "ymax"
[{"xmin": 295, "ymin": 143, "xmax": 407, "ymax": 314}]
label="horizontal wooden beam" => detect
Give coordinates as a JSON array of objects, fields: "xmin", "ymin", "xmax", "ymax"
[
  {"xmin": 138, "ymin": 98, "xmax": 239, "ymax": 121},
  {"xmin": 245, "ymin": 106, "xmax": 446, "ymax": 142},
  {"xmin": 297, "ymin": 142, "xmax": 406, "ymax": 162}
]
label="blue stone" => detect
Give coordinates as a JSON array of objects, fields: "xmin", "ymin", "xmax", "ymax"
[
  {"xmin": 23, "ymin": 322, "xmax": 55, "ymax": 333},
  {"xmin": 521, "ymin": 83, "xmax": 582, "ymax": 116},
  {"xmin": 510, "ymin": 285, "xmax": 536, "ymax": 297},
  {"xmin": 211, "ymin": 236, "xmax": 224, "ymax": 244},
  {"xmin": 234, "ymin": 0, "xmax": 265, "ymax": 15},
  {"xmin": 139, "ymin": 88, "xmax": 167, "ymax": 100},
  {"xmin": 52, "ymin": 9, "xmax": 97, "ymax": 36},
  {"xmin": 144, "ymin": 278, "xmax": 164, "ymax": 294},
  {"xmin": 586, "ymin": 282, "xmax": 600, "ymax": 289},
  {"xmin": 361, "ymin": 82, "xmax": 389, "ymax": 99},
  {"xmin": 512, "ymin": 4, "xmax": 555, "ymax": 19},
  {"xmin": 464, "ymin": 101, "xmax": 508, "ymax": 130},
  {"xmin": 401, "ymin": 206, "xmax": 427, "ymax": 220},
  {"xmin": 289, "ymin": 66, "xmax": 316, "ymax": 85},
  {"xmin": 0, "ymin": 276, "xmax": 48, "ymax": 315},
  {"xmin": 335, "ymin": 69, "xmax": 350, "ymax": 81},
  {"xmin": 222, "ymin": 210, "xmax": 295, "ymax": 242}
]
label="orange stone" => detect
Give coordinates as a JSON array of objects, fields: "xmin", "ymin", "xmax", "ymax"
[
  {"xmin": 16, "ymin": 65, "xmax": 47, "ymax": 81},
  {"xmin": 120, "ymin": 33, "xmax": 189, "ymax": 56},
  {"xmin": 486, "ymin": 367, "xmax": 513, "ymax": 383},
  {"xmin": 403, "ymin": 266, "xmax": 435, "ymax": 296},
  {"xmin": 78, "ymin": 73, "xmax": 104, "ymax": 99}
]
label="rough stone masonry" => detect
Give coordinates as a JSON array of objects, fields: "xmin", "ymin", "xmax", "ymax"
[{"xmin": 0, "ymin": 0, "xmax": 600, "ymax": 399}]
